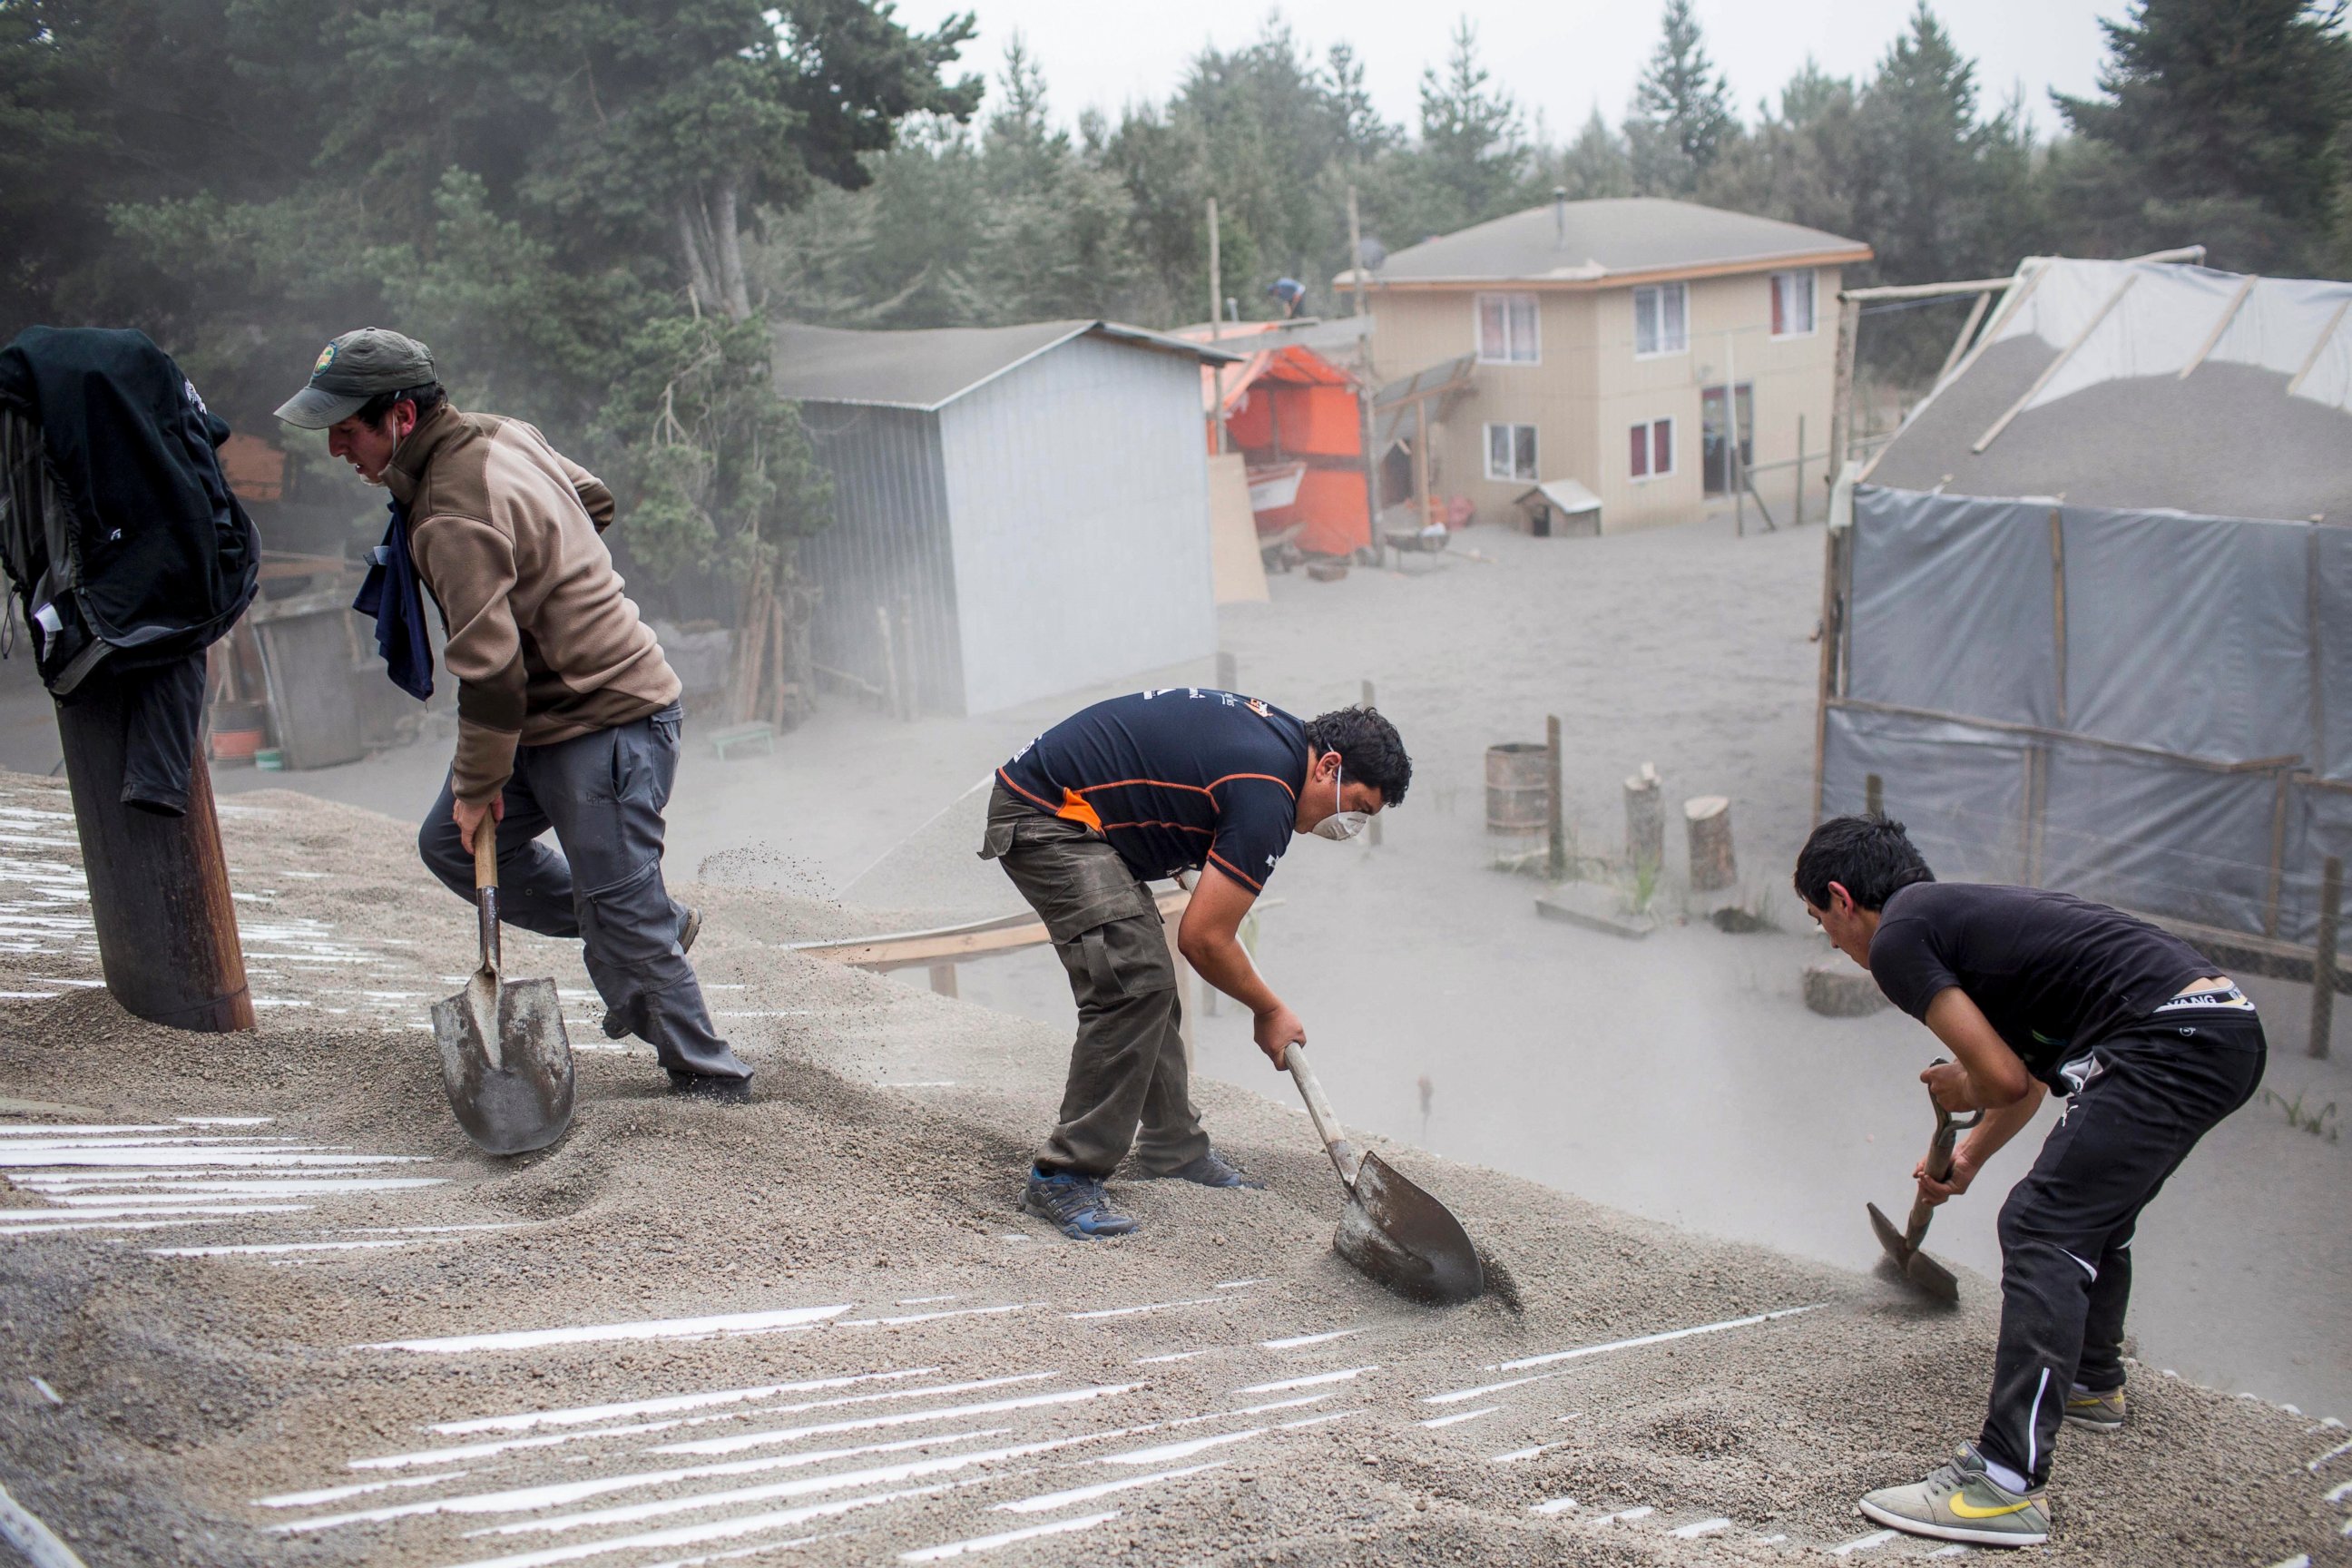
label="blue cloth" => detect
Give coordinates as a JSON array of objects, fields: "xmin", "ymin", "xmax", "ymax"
[{"xmin": 352, "ymin": 497, "xmax": 434, "ymax": 701}]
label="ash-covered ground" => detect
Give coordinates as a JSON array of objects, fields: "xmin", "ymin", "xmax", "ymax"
[{"xmin": 0, "ymin": 776, "xmax": 2347, "ymax": 1566}]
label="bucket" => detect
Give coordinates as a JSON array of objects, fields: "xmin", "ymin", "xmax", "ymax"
[
  {"xmin": 1485, "ymin": 742, "xmax": 1549, "ymax": 854},
  {"xmin": 211, "ymin": 727, "xmax": 265, "ymax": 763}
]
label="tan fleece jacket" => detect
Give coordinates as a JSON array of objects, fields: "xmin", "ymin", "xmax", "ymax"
[{"xmin": 385, "ymin": 402, "xmax": 678, "ymax": 804}]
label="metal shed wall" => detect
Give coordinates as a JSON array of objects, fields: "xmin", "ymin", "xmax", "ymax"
[
  {"xmin": 794, "ymin": 403, "xmax": 965, "ymax": 713},
  {"xmin": 937, "ymin": 333, "xmax": 1216, "ymax": 714}
]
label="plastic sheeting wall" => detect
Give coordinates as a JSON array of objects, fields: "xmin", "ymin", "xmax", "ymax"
[{"xmin": 1826, "ymin": 485, "xmax": 2346, "ymax": 947}]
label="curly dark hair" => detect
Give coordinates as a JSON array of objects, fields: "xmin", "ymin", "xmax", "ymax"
[
  {"xmin": 355, "ymin": 381, "xmax": 448, "ymax": 426},
  {"xmin": 1304, "ymin": 705, "xmax": 1411, "ymax": 807},
  {"xmin": 1793, "ymin": 813, "xmax": 1935, "ymax": 912}
]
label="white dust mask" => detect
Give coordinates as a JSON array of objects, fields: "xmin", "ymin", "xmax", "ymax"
[{"xmin": 1312, "ymin": 760, "xmax": 1371, "ymax": 841}]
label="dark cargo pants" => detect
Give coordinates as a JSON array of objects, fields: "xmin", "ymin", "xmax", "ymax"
[
  {"xmin": 1978, "ymin": 1003, "xmax": 2264, "ymax": 1487},
  {"xmin": 980, "ymin": 782, "xmax": 1210, "ymax": 1179},
  {"xmin": 418, "ymin": 702, "xmax": 747, "ymax": 1081}
]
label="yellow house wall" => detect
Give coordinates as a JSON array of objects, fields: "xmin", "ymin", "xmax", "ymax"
[{"xmin": 1367, "ymin": 264, "xmax": 1844, "ymax": 533}]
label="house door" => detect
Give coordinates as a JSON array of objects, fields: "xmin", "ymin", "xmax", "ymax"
[{"xmin": 1700, "ymin": 383, "xmax": 1753, "ymax": 496}]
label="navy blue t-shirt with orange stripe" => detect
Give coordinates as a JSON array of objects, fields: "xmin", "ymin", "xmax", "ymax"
[{"xmin": 998, "ymin": 689, "xmax": 1310, "ymax": 894}]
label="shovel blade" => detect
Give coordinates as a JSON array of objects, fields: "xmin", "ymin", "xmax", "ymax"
[
  {"xmin": 1868, "ymin": 1200, "xmax": 1960, "ymax": 1303},
  {"xmin": 1331, "ymin": 1151, "xmax": 1485, "ymax": 1306},
  {"xmin": 432, "ymin": 970, "xmax": 574, "ymax": 1157},
  {"xmin": 1867, "ymin": 1200, "xmax": 1912, "ymax": 1268}
]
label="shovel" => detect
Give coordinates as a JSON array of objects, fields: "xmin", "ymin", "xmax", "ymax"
[
  {"xmin": 1867, "ymin": 1065, "xmax": 1982, "ymax": 1303},
  {"xmin": 1285, "ymin": 1045, "xmax": 1484, "ymax": 1306},
  {"xmin": 431, "ymin": 825, "xmax": 574, "ymax": 1156}
]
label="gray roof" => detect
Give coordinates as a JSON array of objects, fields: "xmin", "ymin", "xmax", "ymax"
[
  {"xmin": 1364, "ymin": 198, "xmax": 1868, "ymax": 287},
  {"xmin": 771, "ymin": 320, "xmax": 1239, "ymax": 411},
  {"xmin": 1865, "ymin": 335, "xmax": 2352, "ymax": 519}
]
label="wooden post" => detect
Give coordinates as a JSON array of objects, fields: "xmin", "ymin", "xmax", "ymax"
[
  {"xmin": 1865, "ymin": 771, "xmax": 1883, "ymax": 818},
  {"xmin": 2049, "ymin": 507, "xmax": 2070, "ymax": 727},
  {"xmin": 1206, "ymin": 198, "xmax": 1221, "ymax": 340},
  {"xmin": 1793, "ymin": 414, "xmax": 1806, "ymax": 526},
  {"xmin": 897, "ymin": 598, "xmax": 917, "ymax": 720},
  {"xmin": 1809, "ymin": 524, "xmax": 1847, "ymax": 824},
  {"xmin": 875, "ymin": 603, "xmax": 900, "ymax": 720},
  {"xmin": 1623, "ymin": 762, "xmax": 1662, "ymax": 873},
  {"xmin": 926, "ymin": 964, "xmax": 957, "ymax": 999},
  {"xmin": 1544, "ymin": 715, "xmax": 1565, "ymax": 881},
  {"xmin": 1348, "ymin": 184, "xmax": 1380, "ymax": 561},
  {"xmin": 2313, "ymin": 856, "xmax": 2341, "ymax": 1060},
  {"xmin": 1363, "ymin": 679, "xmax": 1383, "ymax": 847},
  {"xmin": 54, "ymin": 684, "xmax": 252, "ymax": 1032},
  {"xmin": 1828, "ymin": 293, "xmax": 1862, "ymax": 481},
  {"xmin": 1684, "ymin": 795, "xmax": 1737, "ymax": 893}
]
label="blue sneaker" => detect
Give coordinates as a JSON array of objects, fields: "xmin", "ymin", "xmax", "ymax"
[
  {"xmin": 1023, "ymin": 1167, "xmax": 1138, "ymax": 1240},
  {"xmin": 1141, "ymin": 1148, "xmax": 1266, "ymax": 1189}
]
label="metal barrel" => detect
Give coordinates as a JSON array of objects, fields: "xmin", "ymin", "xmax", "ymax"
[{"xmin": 1485, "ymin": 741, "xmax": 1550, "ymax": 853}]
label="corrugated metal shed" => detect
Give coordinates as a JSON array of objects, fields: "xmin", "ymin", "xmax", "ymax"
[{"xmin": 777, "ymin": 321, "xmax": 1240, "ymax": 716}]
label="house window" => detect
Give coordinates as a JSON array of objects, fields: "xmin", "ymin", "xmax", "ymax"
[
  {"xmin": 1771, "ymin": 270, "xmax": 1817, "ymax": 337},
  {"xmin": 1630, "ymin": 418, "xmax": 1674, "ymax": 480},
  {"xmin": 1476, "ymin": 292, "xmax": 1540, "ymax": 364},
  {"xmin": 1485, "ymin": 423, "xmax": 1538, "ymax": 481},
  {"xmin": 1633, "ymin": 282, "xmax": 1688, "ymax": 357}
]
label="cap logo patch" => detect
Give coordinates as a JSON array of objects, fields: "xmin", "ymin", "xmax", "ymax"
[{"xmin": 312, "ymin": 341, "xmax": 338, "ymax": 377}]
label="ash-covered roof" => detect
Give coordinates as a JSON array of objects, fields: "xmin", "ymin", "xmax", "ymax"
[
  {"xmin": 1866, "ymin": 258, "xmax": 2352, "ymax": 519},
  {"xmin": 1360, "ymin": 198, "xmax": 1867, "ymax": 288},
  {"xmin": 770, "ymin": 320, "xmax": 1239, "ymax": 412}
]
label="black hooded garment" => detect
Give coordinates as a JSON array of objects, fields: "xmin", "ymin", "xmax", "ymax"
[
  {"xmin": 0, "ymin": 328, "xmax": 263, "ymax": 814},
  {"xmin": 0, "ymin": 326, "xmax": 260, "ymax": 685}
]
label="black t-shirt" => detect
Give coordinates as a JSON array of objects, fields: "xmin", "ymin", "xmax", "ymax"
[
  {"xmin": 999, "ymin": 689, "xmax": 1310, "ymax": 893},
  {"xmin": 1867, "ymin": 882, "xmax": 2219, "ymax": 1089}
]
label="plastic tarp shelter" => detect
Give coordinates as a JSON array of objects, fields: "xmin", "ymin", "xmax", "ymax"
[{"xmin": 1818, "ymin": 257, "xmax": 2352, "ymax": 959}]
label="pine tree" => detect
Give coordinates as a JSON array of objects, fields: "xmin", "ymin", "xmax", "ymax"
[
  {"xmin": 1628, "ymin": 0, "xmax": 1737, "ymax": 195},
  {"xmin": 2053, "ymin": 0, "xmax": 2352, "ymax": 271},
  {"xmin": 1411, "ymin": 19, "xmax": 1527, "ymax": 231}
]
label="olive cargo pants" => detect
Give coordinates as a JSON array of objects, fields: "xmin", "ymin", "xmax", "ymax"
[{"xmin": 981, "ymin": 782, "xmax": 1210, "ymax": 1179}]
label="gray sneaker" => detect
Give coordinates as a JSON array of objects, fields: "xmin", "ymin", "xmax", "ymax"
[
  {"xmin": 1140, "ymin": 1148, "xmax": 1266, "ymax": 1189},
  {"xmin": 1857, "ymin": 1444, "xmax": 2051, "ymax": 1548},
  {"xmin": 2063, "ymin": 1386, "xmax": 2125, "ymax": 1431}
]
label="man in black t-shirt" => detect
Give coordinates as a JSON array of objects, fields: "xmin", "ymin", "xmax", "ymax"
[
  {"xmin": 1794, "ymin": 815, "xmax": 2266, "ymax": 1549},
  {"xmin": 981, "ymin": 691, "xmax": 1410, "ymax": 1240}
]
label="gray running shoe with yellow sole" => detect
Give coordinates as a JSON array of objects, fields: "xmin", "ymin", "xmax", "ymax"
[
  {"xmin": 2063, "ymin": 1386, "xmax": 2125, "ymax": 1431},
  {"xmin": 1857, "ymin": 1443, "xmax": 2051, "ymax": 1548}
]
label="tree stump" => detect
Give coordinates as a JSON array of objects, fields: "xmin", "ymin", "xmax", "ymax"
[
  {"xmin": 1804, "ymin": 956, "xmax": 1888, "ymax": 1017},
  {"xmin": 1684, "ymin": 795, "xmax": 1737, "ymax": 893},
  {"xmin": 1623, "ymin": 762, "xmax": 1662, "ymax": 872}
]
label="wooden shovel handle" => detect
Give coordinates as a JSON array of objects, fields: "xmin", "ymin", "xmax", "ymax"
[
  {"xmin": 1285, "ymin": 1045, "xmax": 1360, "ymax": 1188},
  {"xmin": 1906, "ymin": 1063, "xmax": 1984, "ymax": 1245},
  {"xmin": 472, "ymin": 818, "xmax": 501, "ymax": 972}
]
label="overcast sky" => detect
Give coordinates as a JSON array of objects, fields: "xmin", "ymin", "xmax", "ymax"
[{"xmin": 885, "ymin": 0, "xmax": 2123, "ymax": 140}]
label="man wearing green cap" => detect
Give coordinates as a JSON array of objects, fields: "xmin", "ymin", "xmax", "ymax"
[{"xmin": 277, "ymin": 328, "xmax": 753, "ymax": 1094}]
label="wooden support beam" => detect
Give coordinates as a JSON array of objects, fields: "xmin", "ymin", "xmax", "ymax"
[
  {"xmin": 1826, "ymin": 293, "xmax": 1861, "ymax": 478},
  {"xmin": 1934, "ymin": 289, "xmax": 1994, "ymax": 388},
  {"xmin": 2180, "ymin": 273, "xmax": 2259, "ymax": 379},
  {"xmin": 2049, "ymin": 507, "xmax": 2070, "ymax": 728},
  {"xmin": 2287, "ymin": 299, "xmax": 2349, "ymax": 397},
  {"xmin": 1972, "ymin": 274, "xmax": 2139, "ymax": 454},
  {"xmin": 1840, "ymin": 276, "xmax": 2017, "ymax": 302},
  {"xmin": 789, "ymin": 887, "xmax": 1191, "ymax": 972}
]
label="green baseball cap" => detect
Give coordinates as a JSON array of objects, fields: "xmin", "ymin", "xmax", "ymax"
[{"xmin": 274, "ymin": 328, "xmax": 437, "ymax": 428}]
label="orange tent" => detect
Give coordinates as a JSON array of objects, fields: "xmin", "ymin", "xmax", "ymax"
[{"xmin": 1193, "ymin": 336, "xmax": 1371, "ymax": 558}]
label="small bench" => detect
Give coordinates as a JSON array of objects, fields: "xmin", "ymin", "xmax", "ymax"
[{"xmin": 707, "ymin": 721, "xmax": 775, "ymax": 760}]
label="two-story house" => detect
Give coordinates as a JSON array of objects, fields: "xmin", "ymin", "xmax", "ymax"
[{"xmin": 1349, "ymin": 196, "xmax": 1871, "ymax": 532}]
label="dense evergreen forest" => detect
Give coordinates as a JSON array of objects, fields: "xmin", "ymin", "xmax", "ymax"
[{"xmin": 5, "ymin": 0, "xmax": 2347, "ymax": 581}]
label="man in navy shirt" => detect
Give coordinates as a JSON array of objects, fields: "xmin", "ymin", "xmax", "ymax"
[
  {"xmin": 1795, "ymin": 814, "xmax": 2265, "ymax": 1549},
  {"xmin": 983, "ymin": 691, "xmax": 1411, "ymax": 1239}
]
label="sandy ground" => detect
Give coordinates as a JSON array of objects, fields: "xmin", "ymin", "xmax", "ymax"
[{"xmin": 0, "ymin": 776, "xmax": 2347, "ymax": 1568}]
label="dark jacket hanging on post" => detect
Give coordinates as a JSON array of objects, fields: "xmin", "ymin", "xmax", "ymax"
[{"xmin": 0, "ymin": 326, "xmax": 258, "ymax": 1032}]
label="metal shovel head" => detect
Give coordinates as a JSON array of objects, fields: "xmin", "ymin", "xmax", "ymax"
[
  {"xmin": 1331, "ymin": 1150, "xmax": 1485, "ymax": 1306},
  {"xmin": 1867, "ymin": 1200, "xmax": 1958, "ymax": 1304},
  {"xmin": 432, "ymin": 968, "xmax": 574, "ymax": 1157}
]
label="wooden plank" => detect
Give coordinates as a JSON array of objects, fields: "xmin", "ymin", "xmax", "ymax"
[
  {"xmin": 1809, "ymin": 524, "xmax": 1844, "ymax": 825},
  {"xmin": 2179, "ymin": 273, "xmax": 2259, "ymax": 379},
  {"xmin": 1834, "ymin": 276, "xmax": 2016, "ymax": 302},
  {"xmin": 2049, "ymin": 507, "xmax": 2069, "ymax": 728},
  {"xmin": 1826, "ymin": 295, "xmax": 1861, "ymax": 479},
  {"xmin": 792, "ymin": 887, "xmax": 1191, "ymax": 972},
  {"xmin": 1972, "ymin": 274, "xmax": 2138, "ymax": 454},
  {"xmin": 2125, "ymin": 906, "xmax": 2351, "ymax": 995},
  {"xmin": 1933, "ymin": 289, "xmax": 1994, "ymax": 388}
]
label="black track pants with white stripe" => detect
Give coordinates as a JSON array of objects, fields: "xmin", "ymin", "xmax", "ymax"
[{"xmin": 1979, "ymin": 1009, "xmax": 2265, "ymax": 1487}]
